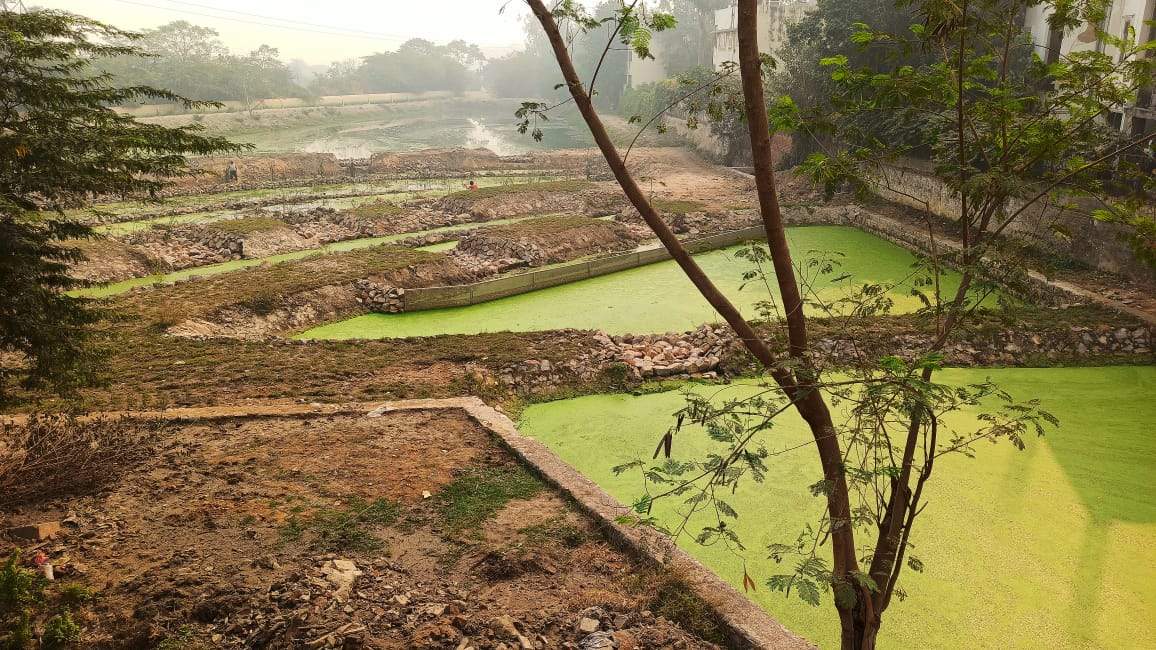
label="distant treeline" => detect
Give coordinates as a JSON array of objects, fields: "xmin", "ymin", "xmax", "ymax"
[{"xmin": 97, "ymin": 21, "xmax": 487, "ymax": 105}]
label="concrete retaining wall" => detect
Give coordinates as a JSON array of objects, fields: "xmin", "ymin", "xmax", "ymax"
[{"xmin": 403, "ymin": 226, "xmax": 766, "ymax": 311}]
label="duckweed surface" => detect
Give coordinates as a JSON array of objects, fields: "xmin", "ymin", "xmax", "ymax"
[{"xmin": 519, "ymin": 366, "xmax": 1156, "ymax": 649}]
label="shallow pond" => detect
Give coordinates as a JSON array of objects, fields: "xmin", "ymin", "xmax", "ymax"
[
  {"xmin": 518, "ymin": 366, "xmax": 1156, "ymax": 649},
  {"xmin": 298, "ymin": 226, "xmax": 988, "ymax": 339}
]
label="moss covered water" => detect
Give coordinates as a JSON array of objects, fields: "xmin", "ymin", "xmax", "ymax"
[
  {"xmin": 299, "ymin": 226, "xmax": 989, "ymax": 339},
  {"xmin": 518, "ymin": 366, "xmax": 1156, "ymax": 649}
]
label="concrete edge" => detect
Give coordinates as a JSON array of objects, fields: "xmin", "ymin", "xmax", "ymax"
[
  {"xmin": 371, "ymin": 397, "xmax": 815, "ymax": 650},
  {"xmin": 0, "ymin": 402, "xmax": 377, "ymax": 426},
  {"xmin": 400, "ymin": 226, "xmax": 767, "ymax": 312}
]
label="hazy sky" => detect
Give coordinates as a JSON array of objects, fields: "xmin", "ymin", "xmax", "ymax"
[{"xmin": 32, "ymin": 0, "xmax": 540, "ymax": 64}]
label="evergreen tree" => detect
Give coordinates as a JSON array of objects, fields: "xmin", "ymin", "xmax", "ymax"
[{"xmin": 0, "ymin": 10, "xmax": 244, "ymax": 403}]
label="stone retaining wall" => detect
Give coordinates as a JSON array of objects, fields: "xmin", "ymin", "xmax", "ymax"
[{"xmin": 867, "ymin": 160, "xmax": 1154, "ymax": 284}]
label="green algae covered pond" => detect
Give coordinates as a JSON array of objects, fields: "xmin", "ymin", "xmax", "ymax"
[
  {"xmin": 518, "ymin": 366, "xmax": 1156, "ymax": 649},
  {"xmin": 299, "ymin": 226, "xmax": 992, "ymax": 339}
]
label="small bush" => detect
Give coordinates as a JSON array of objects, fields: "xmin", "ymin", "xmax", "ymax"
[
  {"xmin": 0, "ymin": 414, "xmax": 165, "ymax": 506},
  {"xmin": 1, "ymin": 550, "xmax": 89, "ymax": 649},
  {"xmin": 629, "ymin": 569, "xmax": 727, "ymax": 645},
  {"xmin": 599, "ymin": 362, "xmax": 632, "ymax": 390},
  {"xmin": 41, "ymin": 612, "xmax": 81, "ymax": 649}
]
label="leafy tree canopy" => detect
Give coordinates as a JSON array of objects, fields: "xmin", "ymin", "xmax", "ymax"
[
  {"xmin": 95, "ymin": 20, "xmax": 306, "ymax": 104},
  {"xmin": 312, "ymin": 38, "xmax": 485, "ymax": 96}
]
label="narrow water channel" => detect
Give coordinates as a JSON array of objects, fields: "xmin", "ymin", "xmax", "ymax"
[
  {"xmin": 298, "ymin": 226, "xmax": 986, "ymax": 339},
  {"xmin": 72, "ymin": 215, "xmax": 535, "ymax": 298}
]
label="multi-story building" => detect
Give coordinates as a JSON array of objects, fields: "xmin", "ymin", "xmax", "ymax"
[
  {"xmin": 1025, "ymin": 0, "xmax": 1156, "ymax": 135},
  {"xmin": 712, "ymin": 0, "xmax": 816, "ymax": 70}
]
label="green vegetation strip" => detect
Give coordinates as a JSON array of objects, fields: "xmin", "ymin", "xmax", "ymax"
[
  {"xmin": 299, "ymin": 226, "xmax": 986, "ymax": 339},
  {"xmin": 518, "ymin": 366, "xmax": 1156, "ymax": 649},
  {"xmin": 441, "ymin": 179, "xmax": 593, "ymax": 201}
]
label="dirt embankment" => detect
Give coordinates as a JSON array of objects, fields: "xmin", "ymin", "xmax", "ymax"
[
  {"xmin": 69, "ymin": 239, "xmax": 159, "ymax": 284},
  {"xmin": 166, "ymin": 252, "xmax": 478, "ymax": 339},
  {"xmin": 173, "ymin": 152, "xmax": 344, "ymax": 191},
  {"xmin": 0, "ymin": 409, "xmax": 719, "ymax": 649},
  {"xmin": 435, "ymin": 182, "xmax": 626, "ymax": 220},
  {"xmin": 455, "ymin": 216, "xmax": 643, "ymax": 273}
]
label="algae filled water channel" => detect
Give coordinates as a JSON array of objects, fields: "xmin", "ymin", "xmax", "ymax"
[
  {"xmin": 520, "ymin": 366, "xmax": 1156, "ymax": 649},
  {"xmin": 299, "ymin": 225, "xmax": 996, "ymax": 339}
]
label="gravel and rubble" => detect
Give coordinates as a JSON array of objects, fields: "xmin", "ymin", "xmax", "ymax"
[
  {"xmin": 479, "ymin": 318, "xmax": 1152, "ymax": 395},
  {"xmin": 0, "ymin": 411, "xmax": 720, "ymax": 649}
]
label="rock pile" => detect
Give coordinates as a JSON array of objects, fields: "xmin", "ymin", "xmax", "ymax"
[
  {"xmin": 483, "ymin": 320, "xmax": 1151, "ymax": 395},
  {"xmin": 355, "ymin": 280, "xmax": 405, "ymax": 313},
  {"xmin": 599, "ymin": 327, "xmax": 729, "ymax": 379}
]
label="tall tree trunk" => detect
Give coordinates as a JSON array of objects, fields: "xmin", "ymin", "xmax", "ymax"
[
  {"xmin": 732, "ymin": 2, "xmax": 866, "ymax": 647},
  {"xmin": 525, "ymin": 0, "xmax": 872, "ymax": 647}
]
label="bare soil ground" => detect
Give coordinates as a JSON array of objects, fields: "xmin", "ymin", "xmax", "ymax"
[{"xmin": 0, "ymin": 409, "xmax": 721, "ymax": 649}]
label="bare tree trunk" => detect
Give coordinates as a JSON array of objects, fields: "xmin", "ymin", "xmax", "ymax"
[{"xmin": 733, "ymin": 2, "xmax": 865, "ymax": 647}]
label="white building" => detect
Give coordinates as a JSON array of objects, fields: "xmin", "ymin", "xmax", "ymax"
[
  {"xmin": 1025, "ymin": 0, "xmax": 1156, "ymax": 135},
  {"xmin": 625, "ymin": 39, "xmax": 668, "ymax": 89},
  {"xmin": 713, "ymin": 0, "xmax": 816, "ymax": 70}
]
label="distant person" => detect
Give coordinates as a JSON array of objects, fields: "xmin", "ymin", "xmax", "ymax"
[
  {"xmin": 466, "ymin": 179, "xmax": 478, "ymax": 191},
  {"xmin": 224, "ymin": 160, "xmax": 238, "ymax": 182}
]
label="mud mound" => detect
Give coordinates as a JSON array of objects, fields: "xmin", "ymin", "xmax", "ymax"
[
  {"xmin": 435, "ymin": 181, "xmax": 626, "ymax": 219},
  {"xmin": 166, "ymin": 251, "xmax": 478, "ymax": 338},
  {"xmin": 172, "ymin": 153, "xmax": 342, "ymax": 189},
  {"xmin": 368, "ymin": 147, "xmax": 511, "ymax": 175},
  {"xmin": 69, "ymin": 238, "xmax": 159, "ymax": 284}
]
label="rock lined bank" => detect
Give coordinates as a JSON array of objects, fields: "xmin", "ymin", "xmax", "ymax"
[{"xmin": 479, "ymin": 318, "xmax": 1152, "ymax": 395}]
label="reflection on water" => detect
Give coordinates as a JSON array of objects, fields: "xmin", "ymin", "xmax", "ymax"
[
  {"xmin": 464, "ymin": 118, "xmax": 524, "ymax": 156},
  {"xmin": 301, "ymin": 139, "xmax": 375, "ymax": 160},
  {"xmin": 295, "ymin": 107, "xmax": 590, "ymax": 158}
]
